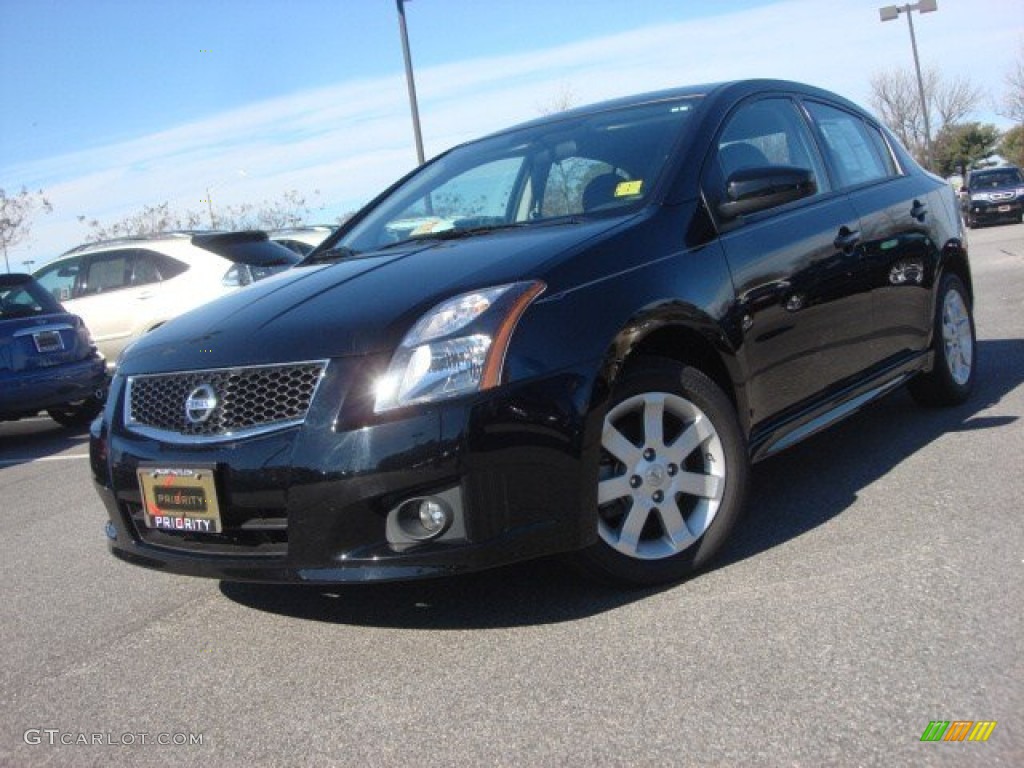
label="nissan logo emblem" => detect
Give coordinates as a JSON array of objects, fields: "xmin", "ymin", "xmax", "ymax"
[{"xmin": 185, "ymin": 384, "xmax": 218, "ymax": 425}]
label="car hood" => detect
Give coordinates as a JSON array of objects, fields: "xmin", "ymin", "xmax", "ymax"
[{"xmin": 117, "ymin": 217, "xmax": 633, "ymax": 375}]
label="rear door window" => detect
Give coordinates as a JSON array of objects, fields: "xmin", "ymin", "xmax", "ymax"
[
  {"xmin": 804, "ymin": 101, "xmax": 898, "ymax": 188},
  {"xmin": 81, "ymin": 252, "xmax": 131, "ymax": 295}
]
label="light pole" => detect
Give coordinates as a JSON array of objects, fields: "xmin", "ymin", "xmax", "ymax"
[
  {"xmin": 396, "ymin": 0, "xmax": 425, "ymax": 165},
  {"xmin": 879, "ymin": 0, "xmax": 937, "ymax": 168}
]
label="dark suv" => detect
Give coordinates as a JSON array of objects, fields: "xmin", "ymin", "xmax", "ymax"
[
  {"xmin": 960, "ymin": 165, "xmax": 1024, "ymax": 228},
  {"xmin": 91, "ymin": 80, "xmax": 975, "ymax": 586}
]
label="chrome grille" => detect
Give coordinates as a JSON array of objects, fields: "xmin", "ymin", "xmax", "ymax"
[{"xmin": 125, "ymin": 361, "xmax": 327, "ymax": 441}]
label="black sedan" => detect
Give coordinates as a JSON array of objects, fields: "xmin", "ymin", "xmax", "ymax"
[
  {"xmin": 1, "ymin": 273, "xmax": 107, "ymax": 427},
  {"xmin": 91, "ymin": 79, "xmax": 975, "ymax": 585}
]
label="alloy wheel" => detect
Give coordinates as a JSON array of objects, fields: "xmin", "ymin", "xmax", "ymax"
[
  {"xmin": 942, "ymin": 288, "xmax": 973, "ymax": 386},
  {"xmin": 598, "ymin": 392, "xmax": 726, "ymax": 560}
]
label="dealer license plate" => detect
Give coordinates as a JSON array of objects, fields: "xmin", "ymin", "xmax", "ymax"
[
  {"xmin": 137, "ymin": 465, "xmax": 222, "ymax": 534},
  {"xmin": 998, "ymin": 205, "xmax": 1011, "ymax": 212}
]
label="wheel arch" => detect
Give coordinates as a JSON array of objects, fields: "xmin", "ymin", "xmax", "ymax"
[
  {"xmin": 591, "ymin": 308, "xmax": 749, "ymax": 434},
  {"xmin": 938, "ymin": 240, "xmax": 974, "ymax": 307}
]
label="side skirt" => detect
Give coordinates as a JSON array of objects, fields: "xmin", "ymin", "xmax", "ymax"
[{"xmin": 750, "ymin": 351, "xmax": 931, "ymax": 462}]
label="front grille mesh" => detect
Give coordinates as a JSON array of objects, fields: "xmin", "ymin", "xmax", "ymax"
[{"xmin": 127, "ymin": 362, "xmax": 325, "ymax": 438}]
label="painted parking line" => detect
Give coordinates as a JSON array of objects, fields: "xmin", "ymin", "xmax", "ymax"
[{"xmin": 0, "ymin": 454, "xmax": 91, "ymax": 465}]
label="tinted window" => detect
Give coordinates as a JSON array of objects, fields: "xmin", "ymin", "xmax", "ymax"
[
  {"xmin": 714, "ymin": 97, "xmax": 828, "ymax": 205},
  {"xmin": 130, "ymin": 250, "xmax": 188, "ymax": 286},
  {"xmin": 0, "ymin": 276, "xmax": 63, "ymax": 319},
  {"xmin": 82, "ymin": 252, "xmax": 130, "ymax": 295},
  {"xmin": 805, "ymin": 102, "xmax": 895, "ymax": 188},
  {"xmin": 34, "ymin": 258, "xmax": 80, "ymax": 302}
]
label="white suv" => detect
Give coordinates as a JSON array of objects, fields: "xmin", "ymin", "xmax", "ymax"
[{"xmin": 34, "ymin": 231, "xmax": 298, "ymax": 367}]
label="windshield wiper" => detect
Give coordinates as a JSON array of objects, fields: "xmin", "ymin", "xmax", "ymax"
[{"xmin": 378, "ymin": 219, "xmax": 579, "ymax": 251}]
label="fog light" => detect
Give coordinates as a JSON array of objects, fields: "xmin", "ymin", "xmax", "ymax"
[
  {"xmin": 386, "ymin": 487, "xmax": 465, "ymax": 548},
  {"xmin": 393, "ymin": 496, "xmax": 452, "ymax": 541},
  {"xmin": 418, "ymin": 500, "xmax": 447, "ymax": 534}
]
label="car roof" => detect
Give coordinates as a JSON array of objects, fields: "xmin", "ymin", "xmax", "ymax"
[
  {"xmin": 475, "ymin": 79, "xmax": 869, "ymax": 142},
  {"xmin": 0, "ymin": 273, "xmax": 35, "ymax": 288},
  {"xmin": 60, "ymin": 230, "xmax": 230, "ymax": 256},
  {"xmin": 39, "ymin": 230, "xmax": 295, "ymax": 272},
  {"xmin": 969, "ymin": 165, "xmax": 1020, "ymax": 175}
]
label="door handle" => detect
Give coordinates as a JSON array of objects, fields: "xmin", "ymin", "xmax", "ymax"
[
  {"xmin": 910, "ymin": 200, "xmax": 928, "ymax": 221},
  {"xmin": 833, "ymin": 227, "xmax": 861, "ymax": 252}
]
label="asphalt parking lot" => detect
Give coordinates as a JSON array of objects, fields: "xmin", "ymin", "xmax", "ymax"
[{"xmin": 1, "ymin": 223, "xmax": 1021, "ymax": 768}]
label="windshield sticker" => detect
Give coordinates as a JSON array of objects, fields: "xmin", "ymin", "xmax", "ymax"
[{"xmin": 615, "ymin": 180, "xmax": 643, "ymax": 197}]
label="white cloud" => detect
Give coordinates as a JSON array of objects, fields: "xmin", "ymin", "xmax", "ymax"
[{"xmin": 4, "ymin": 0, "xmax": 1019, "ymax": 268}]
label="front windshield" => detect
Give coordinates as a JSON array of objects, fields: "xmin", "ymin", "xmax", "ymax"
[
  {"xmin": 339, "ymin": 97, "xmax": 701, "ymax": 254},
  {"xmin": 972, "ymin": 169, "xmax": 1023, "ymax": 189}
]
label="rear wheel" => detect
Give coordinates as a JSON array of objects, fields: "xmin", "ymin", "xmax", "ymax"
[
  {"xmin": 576, "ymin": 358, "xmax": 748, "ymax": 585},
  {"xmin": 47, "ymin": 396, "xmax": 103, "ymax": 428},
  {"xmin": 908, "ymin": 273, "xmax": 976, "ymax": 406}
]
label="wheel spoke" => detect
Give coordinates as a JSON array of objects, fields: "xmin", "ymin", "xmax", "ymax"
[
  {"xmin": 659, "ymin": 502, "xmax": 695, "ymax": 551},
  {"xmin": 676, "ymin": 471, "xmax": 724, "ymax": 500},
  {"xmin": 667, "ymin": 415, "xmax": 712, "ymax": 461},
  {"xmin": 616, "ymin": 504, "xmax": 648, "ymax": 556},
  {"xmin": 687, "ymin": 500, "xmax": 714, "ymax": 540},
  {"xmin": 603, "ymin": 422, "xmax": 640, "ymax": 465},
  {"xmin": 642, "ymin": 395, "xmax": 665, "ymax": 451},
  {"xmin": 598, "ymin": 474, "xmax": 634, "ymax": 505}
]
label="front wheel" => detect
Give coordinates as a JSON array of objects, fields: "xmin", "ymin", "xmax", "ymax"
[
  {"xmin": 575, "ymin": 359, "xmax": 748, "ymax": 586},
  {"xmin": 908, "ymin": 273, "xmax": 976, "ymax": 406}
]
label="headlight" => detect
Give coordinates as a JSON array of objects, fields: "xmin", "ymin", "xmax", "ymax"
[{"xmin": 374, "ymin": 281, "xmax": 545, "ymax": 412}]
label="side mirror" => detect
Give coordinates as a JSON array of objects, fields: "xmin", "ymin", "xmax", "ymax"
[{"xmin": 717, "ymin": 166, "xmax": 817, "ymax": 220}]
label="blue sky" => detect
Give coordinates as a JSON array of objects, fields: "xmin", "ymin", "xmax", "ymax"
[{"xmin": 2, "ymin": 0, "xmax": 1021, "ymax": 269}]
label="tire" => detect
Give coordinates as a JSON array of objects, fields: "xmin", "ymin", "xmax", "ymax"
[
  {"xmin": 908, "ymin": 273, "xmax": 976, "ymax": 407},
  {"xmin": 575, "ymin": 358, "xmax": 749, "ymax": 586},
  {"xmin": 47, "ymin": 396, "xmax": 103, "ymax": 428}
]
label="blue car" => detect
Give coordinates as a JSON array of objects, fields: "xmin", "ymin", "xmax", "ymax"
[{"xmin": 1, "ymin": 273, "xmax": 107, "ymax": 427}]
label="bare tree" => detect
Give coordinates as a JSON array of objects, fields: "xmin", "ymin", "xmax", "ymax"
[
  {"xmin": 997, "ymin": 42, "xmax": 1024, "ymax": 124},
  {"xmin": 870, "ymin": 65, "xmax": 984, "ymax": 166},
  {"xmin": 538, "ymin": 83, "xmax": 579, "ymax": 115},
  {"xmin": 78, "ymin": 203, "xmax": 203, "ymax": 242},
  {"xmin": 79, "ymin": 190, "xmax": 324, "ymax": 241},
  {"xmin": 0, "ymin": 187, "xmax": 53, "ymax": 272}
]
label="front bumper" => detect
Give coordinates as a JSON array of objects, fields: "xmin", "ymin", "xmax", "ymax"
[
  {"xmin": 92, "ymin": 358, "xmax": 600, "ymax": 583},
  {"xmin": 965, "ymin": 197, "xmax": 1023, "ymax": 224}
]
